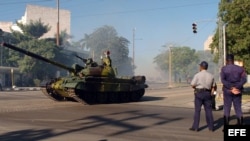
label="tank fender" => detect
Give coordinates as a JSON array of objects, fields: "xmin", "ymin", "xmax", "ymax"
[
  {"xmin": 62, "ymin": 82, "xmax": 79, "ymax": 88},
  {"xmin": 132, "ymin": 75, "xmax": 146, "ymax": 84}
]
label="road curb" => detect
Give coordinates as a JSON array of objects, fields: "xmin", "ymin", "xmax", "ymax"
[{"xmin": 2, "ymin": 87, "xmax": 41, "ymax": 91}]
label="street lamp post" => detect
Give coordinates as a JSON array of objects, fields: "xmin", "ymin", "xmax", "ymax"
[
  {"xmin": 0, "ymin": 28, "xmax": 3, "ymax": 66},
  {"xmin": 132, "ymin": 28, "xmax": 135, "ymax": 69},
  {"xmin": 168, "ymin": 46, "xmax": 172, "ymax": 88},
  {"xmin": 56, "ymin": 0, "xmax": 60, "ymax": 46},
  {"xmin": 11, "ymin": 68, "xmax": 14, "ymax": 88},
  {"xmin": 223, "ymin": 24, "xmax": 226, "ymax": 66},
  {"xmin": 132, "ymin": 28, "xmax": 142, "ymax": 71}
]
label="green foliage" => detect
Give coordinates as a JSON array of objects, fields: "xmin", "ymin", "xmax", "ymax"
[
  {"xmin": 16, "ymin": 19, "xmax": 51, "ymax": 39},
  {"xmin": 80, "ymin": 25, "xmax": 133, "ymax": 75},
  {"xmin": 5, "ymin": 19, "xmax": 69, "ymax": 86},
  {"xmin": 197, "ymin": 50, "xmax": 220, "ymax": 81},
  {"xmin": 57, "ymin": 29, "xmax": 72, "ymax": 47},
  {"xmin": 210, "ymin": 0, "xmax": 250, "ymax": 73},
  {"xmin": 154, "ymin": 46, "xmax": 199, "ymax": 82},
  {"xmin": 33, "ymin": 78, "xmax": 41, "ymax": 87},
  {"xmin": 16, "ymin": 39, "xmax": 59, "ymax": 80}
]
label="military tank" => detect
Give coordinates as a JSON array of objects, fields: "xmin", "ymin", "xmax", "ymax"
[{"xmin": 1, "ymin": 42, "xmax": 148, "ymax": 105}]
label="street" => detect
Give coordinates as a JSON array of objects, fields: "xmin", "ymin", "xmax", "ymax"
[{"xmin": 0, "ymin": 84, "xmax": 248, "ymax": 141}]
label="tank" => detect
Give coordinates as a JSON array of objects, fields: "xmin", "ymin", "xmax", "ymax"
[{"xmin": 1, "ymin": 42, "xmax": 148, "ymax": 105}]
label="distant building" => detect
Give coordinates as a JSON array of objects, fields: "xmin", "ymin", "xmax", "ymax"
[
  {"xmin": 0, "ymin": 4, "xmax": 71, "ymax": 39},
  {"xmin": 0, "ymin": 5, "xmax": 83, "ymax": 88},
  {"xmin": 0, "ymin": 22, "xmax": 13, "ymax": 33},
  {"xmin": 204, "ymin": 35, "xmax": 213, "ymax": 51},
  {"xmin": 18, "ymin": 4, "xmax": 71, "ymax": 38}
]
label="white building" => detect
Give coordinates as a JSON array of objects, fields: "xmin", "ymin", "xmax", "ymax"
[
  {"xmin": 203, "ymin": 35, "xmax": 213, "ymax": 51},
  {"xmin": 0, "ymin": 4, "xmax": 71, "ymax": 38},
  {"xmin": 0, "ymin": 22, "xmax": 13, "ymax": 33},
  {"xmin": 0, "ymin": 4, "xmax": 72, "ymax": 88}
]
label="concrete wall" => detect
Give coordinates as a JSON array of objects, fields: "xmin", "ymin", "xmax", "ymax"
[
  {"xmin": 24, "ymin": 4, "xmax": 71, "ymax": 39},
  {"xmin": 0, "ymin": 22, "xmax": 13, "ymax": 33},
  {"xmin": 1, "ymin": 5, "xmax": 71, "ymax": 39}
]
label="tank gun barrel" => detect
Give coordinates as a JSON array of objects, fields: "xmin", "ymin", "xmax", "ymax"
[
  {"xmin": 75, "ymin": 55, "xmax": 87, "ymax": 63},
  {"xmin": 1, "ymin": 42, "xmax": 75, "ymax": 73}
]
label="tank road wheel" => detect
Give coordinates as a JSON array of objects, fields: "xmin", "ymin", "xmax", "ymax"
[
  {"xmin": 96, "ymin": 92, "xmax": 108, "ymax": 104},
  {"xmin": 41, "ymin": 79, "xmax": 65, "ymax": 101},
  {"xmin": 68, "ymin": 88, "xmax": 88, "ymax": 105},
  {"xmin": 108, "ymin": 93, "xmax": 119, "ymax": 103},
  {"xmin": 84, "ymin": 92, "xmax": 97, "ymax": 104},
  {"xmin": 119, "ymin": 92, "xmax": 130, "ymax": 103},
  {"xmin": 130, "ymin": 91, "xmax": 140, "ymax": 102},
  {"xmin": 138, "ymin": 89, "xmax": 145, "ymax": 98},
  {"xmin": 130, "ymin": 89, "xmax": 145, "ymax": 102},
  {"xmin": 41, "ymin": 85, "xmax": 64, "ymax": 101}
]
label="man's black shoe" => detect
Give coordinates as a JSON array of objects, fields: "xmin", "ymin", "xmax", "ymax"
[{"xmin": 189, "ymin": 128, "xmax": 198, "ymax": 132}]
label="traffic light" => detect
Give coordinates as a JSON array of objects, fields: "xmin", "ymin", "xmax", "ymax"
[{"xmin": 192, "ymin": 23, "xmax": 197, "ymax": 33}]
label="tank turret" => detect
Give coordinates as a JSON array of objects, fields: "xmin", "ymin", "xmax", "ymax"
[{"xmin": 1, "ymin": 42, "xmax": 148, "ymax": 105}]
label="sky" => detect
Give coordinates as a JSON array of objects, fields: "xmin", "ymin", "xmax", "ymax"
[{"xmin": 0, "ymin": 0, "xmax": 220, "ymax": 80}]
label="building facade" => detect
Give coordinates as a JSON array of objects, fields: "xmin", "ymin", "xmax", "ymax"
[
  {"xmin": 0, "ymin": 4, "xmax": 71, "ymax": 88},
  {"xmin": 0, "ymin": 4, "xmax": 71, "ymax": 38},
  {"xmin": 204, "ymin": 35, "xmax": 213, "ymax": 51},
  {"xmin": 18, "ymin": 4, "xmax": 71, "ymax": 38},
  {"xmin": 0, "ymin": 22, "xmax": 13, "ymax": 33}
]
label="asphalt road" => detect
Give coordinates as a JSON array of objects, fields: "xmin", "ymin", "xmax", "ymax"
[{"xmin": 0, "ymin": 85, "xmax": 249, "ymax": 141}]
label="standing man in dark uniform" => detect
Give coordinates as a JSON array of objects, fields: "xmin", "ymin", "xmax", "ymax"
[
  {"xmin": 190, "ymin": 61, "xmax": 216, "ymax": 132},
  {"xmin": 221, "ymin": 54, "xmax": 247, "ymax": 126}
]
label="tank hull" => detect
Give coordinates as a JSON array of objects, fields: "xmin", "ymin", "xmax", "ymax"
[
  {"xmin": 40, "ymin": 75, "xmax": 148, "ymax": 105},
  {"xmin": 1, "ymin": 42, "xmax": 148, "ymax": 105}
]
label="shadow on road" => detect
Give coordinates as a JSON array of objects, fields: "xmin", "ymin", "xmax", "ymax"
[
  {"xmin": 139, "ymin": 96, "xmax": 165, "ymax": 102},
  {"xmin": 0, "ymin": 129, "xmax": 53, "ymax": 141},
  {"xmin": 0, "ymin": 109, "xmax": 183, "ymax": 141}
]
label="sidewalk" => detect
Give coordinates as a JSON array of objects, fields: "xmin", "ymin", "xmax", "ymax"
[
  {"xmin": 1, "ymin": 87, "xmax": 41, "ymax": 91},
  {"xmin": 215, "ymin": 83, "xmax": 250, "ymax": 113},
  {"xmin": 147, "ymin": 82, "xmax": 250, "ymax": 113},
  {"xmin": 214, "ymin": 91, "xmax": 250, "ymax": 113}
]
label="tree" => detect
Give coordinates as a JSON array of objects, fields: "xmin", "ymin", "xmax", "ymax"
[
  {"xmin": 78, "ymin": 33, "xmax": 90, "ymax": 50},
  {"xmin": 0, "ymin": 30, "xmax": 17, "ymax": 66},
  {"xmin": 197, "ymin": 50, "xmax": 220, "ymax": 82},
  {"xmin": 16, "ymin": 18, "xmax": 51, "ymax": 39},
  {"xmin": 210, "ymin": 0, "xmax": 250, "ymax": 73},
  {"xmin": 80, "ymin": 25, "xmax": 133, "ymax": 75},
  {"xmin": 154, "ymin": 46, "xmax": 199, "ymax": 83},
  {"xmin": 7, "ymin": 20, "xmax": 66, "ymax": 86}
]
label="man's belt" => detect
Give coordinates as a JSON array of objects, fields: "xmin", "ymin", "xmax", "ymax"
[{"xmin": 195, "ymin": 88, "xmax": 211, "ymax": 93}]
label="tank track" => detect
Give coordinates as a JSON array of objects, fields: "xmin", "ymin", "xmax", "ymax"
[
  {"xmin": 41, "ymin": 87, "xmax": 65, "ymax": 101},
  {"xmin": 74, "ymin": 89, "xmax": 145, "ymax": 105},
  {"xmin": 40, "ymin": 80, "xmax": 145, "ymax": 105},
  {"xmin": 40, "ymin": 80, "xmax": 66, "ymax": 101},
  {"xmin": 67, "ymin": 88, "xmax": 88, "ymax": 105},
  {"xmin": 41, "ymin": 87, "xmax": 145, "ymax": 105}
]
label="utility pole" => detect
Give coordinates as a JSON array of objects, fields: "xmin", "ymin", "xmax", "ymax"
[
  {"xmin": 219, "ymin": 17, "xmax": 227, "ymax": 66},
  {"xmin": 0, "ymin": 29, "xmax": 3, "ymax": 66},
  {"xmin": 132, "ymin": 28, "xmax": 135, "ymax": 69},
  {"xmin": 56, "ymin": 0, "xmax": 60, "ymax": 46},
  {"xmin": 223, "ymin": 24, "xmax": 226, "ymax": 66},
  {"xmin": 219, "ymin": 18, "xmax": 223, "ymax": 66},
  {"xmin": 168, "ymin": 45, "xmax": 172, "ymax": 88}
]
